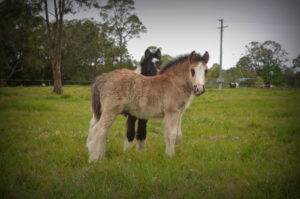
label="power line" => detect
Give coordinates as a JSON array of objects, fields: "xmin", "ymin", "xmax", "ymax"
[{"xmin": 218, "ymin": 19, "xmax": 228, "ymax": 90}]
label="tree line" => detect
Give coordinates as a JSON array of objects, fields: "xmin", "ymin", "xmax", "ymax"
[
  {"xmin": 0, "ymin": 0, "xmax": 146, "ymax": 93},
  {"xmin": 1, "ymin": 0, "xmax": 299, "ymax": 91},
  {"xmin": 207, "ymin": 41, "xmax": 300, "ymax": 87}
]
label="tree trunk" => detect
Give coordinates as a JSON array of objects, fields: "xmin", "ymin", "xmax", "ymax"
[
  {"xmin": 119, "ymin": 35, "xmax": 123, "ymax": 67},
  {"xmin": 51, "ymin": 53, "xmax": 62, "ymax": 94},
  {"xmin": 44, "ymin": 0, "xmax": 64, "ymax": 94}
]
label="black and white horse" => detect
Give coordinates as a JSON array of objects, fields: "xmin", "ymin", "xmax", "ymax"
[
  {"xmin": 229, "ymin": 82, "xmax": 239, "ymax": 88},
  {"xmin": 124, "ymin": 48, "xmax": 162, "ymax": 150}
]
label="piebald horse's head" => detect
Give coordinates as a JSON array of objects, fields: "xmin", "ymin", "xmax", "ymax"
[
  {"xmin": 141, "ymin": 48, "xmax": 162, "ymax": 76},
  {"xmin": 188, "ymin": 51, "xmax": 209, "ymax": 96}
]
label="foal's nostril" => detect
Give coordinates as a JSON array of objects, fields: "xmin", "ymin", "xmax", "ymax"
[
  {"xmin": 193, "ymin": 85, "xmax": 205, "ymax": 95},
  {"xmin": 194, "ymin": 85, "xmax": 198, "ymax": 92}
]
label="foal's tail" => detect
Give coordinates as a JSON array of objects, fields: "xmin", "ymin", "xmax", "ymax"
[{"xmin": 92, "ymin": 82, "xmax": 101, "ymax": 121}]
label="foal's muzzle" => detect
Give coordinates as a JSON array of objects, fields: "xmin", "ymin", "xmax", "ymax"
[{"xmin": 194, "ymin": 84, "xmax": 205, "ymax": 96}]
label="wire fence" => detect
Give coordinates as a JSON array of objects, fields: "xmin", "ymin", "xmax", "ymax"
[
  {"xmin": 1, "ymin": 79, "xmax": 233, "ymax": 88},
  {"xmin": 3, "ymin": 79, "xmax": 221, "ymax": 87},
  {"xmin": 1, "ymin": 79, "xmax": 92, "ymax": 86},
  {"xmin": 1, "ymin": 78, "xmax": 263, "ymax": 88}
]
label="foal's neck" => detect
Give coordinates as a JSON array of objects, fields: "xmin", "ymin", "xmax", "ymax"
[{"xmin": 161, "ymin": 61, "xmax": 193, "ymax": 95}]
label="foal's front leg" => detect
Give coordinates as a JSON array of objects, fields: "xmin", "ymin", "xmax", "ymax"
[
  {"xmin": 175, "ymin": 116, "xmax": 182, "ymax": 145},
  {"xmin": 164, "ymin": 113, "xmax": 181, "ymax": 156}
]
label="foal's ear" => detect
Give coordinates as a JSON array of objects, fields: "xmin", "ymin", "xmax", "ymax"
[
  {"xmin": 145, "ymin": 49, "xmax": 151, "ymax": 59},
  {"xmin": 188, "ymin": 51, "xmax": 198, "ymax": 64},
  {"xmin": 156, "ymin": 49, "xmax": 161, "ymax": 59},
  {"xmin": 203, "ymin": 51, "xmax": 209, "ymax": 63}
]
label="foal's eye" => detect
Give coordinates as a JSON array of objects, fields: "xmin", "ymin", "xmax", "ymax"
[
  {"xmin": 205, "ymin": 69, "xmax": 208, "ymax": 75},
  {"xmin": 191, "ymin": 69, "xmax": 195, "ymax": 76}
]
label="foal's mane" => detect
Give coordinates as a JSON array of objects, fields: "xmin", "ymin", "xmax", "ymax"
[{"xmin": 159, "ymin": 53, "xmax": 202, "ymax": 74}]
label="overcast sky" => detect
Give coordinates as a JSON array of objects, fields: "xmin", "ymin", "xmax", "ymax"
[{"xmin": 75, "ymin": 0, "xmax": 300, "ymax": 69}]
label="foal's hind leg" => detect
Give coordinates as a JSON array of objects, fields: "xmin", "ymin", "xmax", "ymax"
[
  {"xmin": 124, "ymin": 114, "xmax": 136, "ymax": 151},
  {"xmin": 136, "ymin": 119, "xmax": 147, "ymax": 150},
  {"xmin": 87, "ymin": 112, "xmax": 117, "ymax": 162},
  {"xmin": 86, "ymin": 115, "xmax": 97, "ymax": 148}
]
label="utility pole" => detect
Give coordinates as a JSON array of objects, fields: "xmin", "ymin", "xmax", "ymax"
[{"xmin": 218, "ymin": 19, "xmax": 228, "ymax": 90}]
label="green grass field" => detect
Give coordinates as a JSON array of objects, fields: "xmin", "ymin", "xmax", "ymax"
[{"xmin": 0, "ymin": 86, "xmax": 299, "ymax": 199}]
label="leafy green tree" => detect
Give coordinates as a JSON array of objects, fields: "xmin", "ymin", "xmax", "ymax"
[
  {"xmin": 292, "ymin": 54, "xmax": 300, "ymax": 87},
  {"xmin": 243, "ymin": 40, "xmax": 288, "ymax": 85},
  {"xmin": 236, "ymin": 56, "xmax": 260, "ymax": 78},
  {"xmin": 254, "ymin": 76, "xmax": 265, "ymax": 86},
  {"xmin": 207, "ymin": 63, "xmax": 220, "ymax": 79},
  {"xmin": 293, "ymin": 54, "xmax": 300, "ymax": 69},
  {"xmin": 236, "ymin": 56, "xmax": 253, "ymax": 73},
  {"xmin": 224, "ymin": 67, "xmax": 241, "ymax": 84},
  {"xmin": 147, "ymin": 46, "xmax": 159, "ymax": 52},
  {"xmin": 62, "ymin": 19, "xmax": 132, "ymax": 81},
  {"xmin": 62, "ymin": 19, "xmax": 101, "ymax": 81},
  {"xmin": 161, "ymin": 54, "xmax": 172, "ymax": 66},
  {"xmin": 42, "ymin": 0, "xmax": 100, "ymax": 94},
  {"xmin": 235, "ymin": 56, "xmax": 267, "ymax": 86},
  {"xmin": 100, "ymin": 0, "xmax": 146, "ymax": 66},
  {"xmin": 0, "ymin": 0, "xmax": 45, "ymax": 86},
  {"xmin": 282, "ymin": 67, "xmax": 296, "ymax": 87}
]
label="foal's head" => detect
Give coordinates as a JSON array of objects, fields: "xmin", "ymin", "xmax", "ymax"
[
  {"xmin": 188, "ymin": 51, "xmax": 209, "ymax": 96},
  {"xmin": 140, "ymin": 48, "xmax": 162, "ymax": 76}
]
